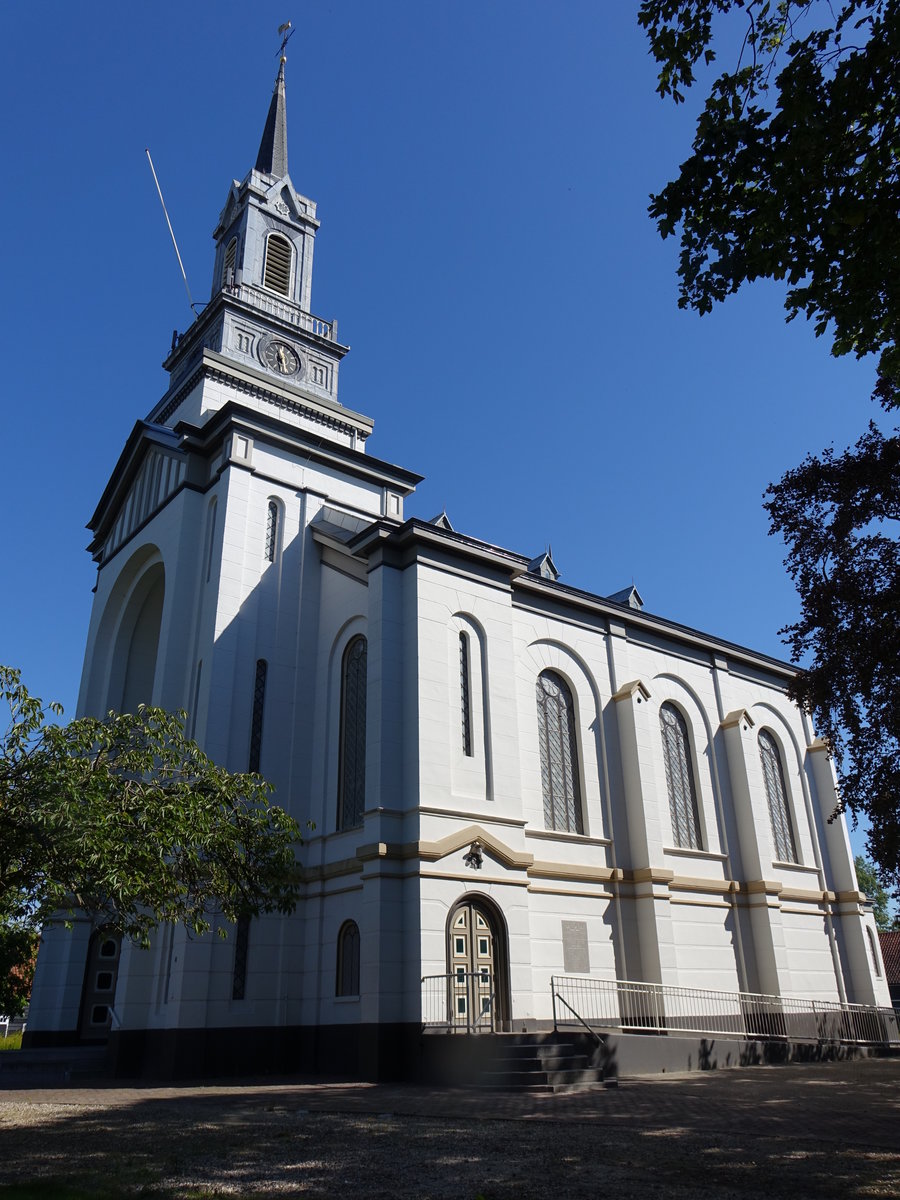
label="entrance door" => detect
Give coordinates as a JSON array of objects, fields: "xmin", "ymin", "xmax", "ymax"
[
  {"xmin": 78, "ymin": 931, "xmax": 122, "ymax": 1040},
  {"xmin": 447, "ymin": 898, "xmax": 505, "ymax": 1032}
]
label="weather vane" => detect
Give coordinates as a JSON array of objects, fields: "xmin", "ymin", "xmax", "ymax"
[{"xmin": 277, "ymin": 21, "xmax": 294, "ymax": 61}]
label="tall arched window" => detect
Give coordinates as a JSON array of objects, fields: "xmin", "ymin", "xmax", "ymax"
[
  {"xmin": 459, "ymin": 631, "xmax": 473, "ymax": 757},
  {"xmin": 264, "ymin": 500, "xmax": 279, "ymax": 562},
  {"xmin": 338, "ymin": 636, "xmax": 367, "ymax": 830},
  {"xmin": 758, "ymin": 729, "xmax": 798, "ymax": 863},
  {"xmin": 336, "ymin": 920, "xmax": 360, "ymax": 997},
  {"xmin": 536, "ymin": 671, "xmax": 583, "ymax": 834},
  {"xmin": 263, "ymin": 232, "xmax": 293, "ymax": 296},
  {"xmin": 659, "ymin": 703, "xmax": 703, "ymax": 849}
]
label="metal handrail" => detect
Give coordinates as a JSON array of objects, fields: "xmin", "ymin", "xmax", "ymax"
[
  {"xmin": 551, "ymin": 974, "xmax": 900, "ymax": 1047},
  {"xmin": 552, "ymin": 988, "xmax": 603, "ymax": 1048}
]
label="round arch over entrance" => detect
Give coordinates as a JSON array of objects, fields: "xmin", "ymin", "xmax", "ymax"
[{"xmin": 446, "ymin": 894, "xmax": 510, "ymax": 1032}]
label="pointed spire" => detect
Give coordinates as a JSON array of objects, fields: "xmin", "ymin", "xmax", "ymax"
[{"xmin": 255, "ymin": 57, "xmax": 289, "ymax": 178}]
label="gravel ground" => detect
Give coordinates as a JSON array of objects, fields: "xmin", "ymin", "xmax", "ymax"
[{"xmin": 2, "ymin": 1062, "xmax": 900, "ymax": 1199}]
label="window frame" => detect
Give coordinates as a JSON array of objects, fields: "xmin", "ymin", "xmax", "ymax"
[
  {"xmin": 535, "ymin": 669, "xmax": 584, "ymax": 835},
  {"xmin": 659, "ymin": 701, "xmax": 704, "ymax": 850},
  {"xmin": 758, "ymin": 728, "xmax": 799, "ymax": 864},
  {"xmin": 337, "ymin": 635, "xmax": 367, "ymax": 831},
  {"xmin": 262, "ymin": 232, "xmax": 293, "ymax": 297},
  {"xmin": 336, "ymin": 920, "xmax": 360, "ymax": 997}
]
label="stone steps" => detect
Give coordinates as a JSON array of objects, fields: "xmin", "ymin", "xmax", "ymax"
[{"xmin": 477, "ymin": 1035, "xmax": 611, "ymax": 1093}]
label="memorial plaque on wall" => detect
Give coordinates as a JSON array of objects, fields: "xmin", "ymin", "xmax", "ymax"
[{"xmin": 561, "ymin": 920, "xmax": 590, "ymax": 974}]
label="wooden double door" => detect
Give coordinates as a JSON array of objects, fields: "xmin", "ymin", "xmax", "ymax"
[{"xmin": 447, "ymin": 897, "xmax": 507, "ymax": 1032}]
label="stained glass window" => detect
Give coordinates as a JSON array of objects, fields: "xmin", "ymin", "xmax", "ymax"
[
  {"xmin": 248, "ymin": 659, "xmax": 267, "ymax": 775},
  {"xmin": 536, "ymin": 671, "xmax": 583, "ymax": 834},
  {"xmin": 336, "ymin": 921, "xmax": 360, "ymax": 996},
  {"xmin": 659, "ymin": 703, "xmax": 702, "ymax": 849},
  {"xmin": 265, "ymin": 500, "xmax": 278, "ymax": 562},
  {"xmin": 758, "ymin": 729, "xmax": 798, "ymax": 863},
  {"xmin": 338, "ymin": 636, "xmax": 367, "ymax": 830},
  {"xmin": 459, "ymin": 632, "xmax": 472, "ymax": 757}
]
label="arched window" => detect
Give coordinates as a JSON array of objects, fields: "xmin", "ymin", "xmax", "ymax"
[
  {"xmin": 659, "ymin": 703, "xmax": 702, "ymax": 849},
  {"xmin": 867, "ymin": 927, "xmax": 883, "ymax": 978},
  {"xmin": 248, "ymin": 659, "xmax": 267, "ymax": 774},
  {"xmin": 222, "ymin": 237, "xmax": 237, "ymax": 288},
  {"xmin": 263, "ymin": 232, "xmax": 292, "ymax": 296},
  {"xmin": 264, "ymin": 500, "xmax": 279, "ymax": 562},
  {"xmin": 336, "ymin": 920, "xmax": 360, "ymax": 997},
  {"xmin": 338, "ymin": 636, "xmax": 367, "ymax": 830},
  {"xmin": 758, "ymin": 729, "xmax": 798, "ymax": 863},
  {"xmin": 536, "ymin": 671, "xmax": 583, "ymax": 834},
  {"xmin": 459, "ymin": 631, "xmax": 473, "ymax": 757},
  {"xmin": 232, "ymin": 915, "xmax": 250, "ymax": 1000}
]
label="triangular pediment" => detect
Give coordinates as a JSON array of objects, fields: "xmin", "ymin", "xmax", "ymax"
[
  {"xmin": 87, "ymin": 423, "xmax": 186, "ymax": 564},
  {"xmin": 263, "ymin": 175, "xmax": 315, "ymax": 222}
]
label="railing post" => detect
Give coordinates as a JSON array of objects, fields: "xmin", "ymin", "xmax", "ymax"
[{"xmin": 551, "ymin": 976, "xmax": 558, "ymax": 1032}]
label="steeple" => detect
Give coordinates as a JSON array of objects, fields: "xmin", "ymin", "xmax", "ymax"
[{"xmin": 255, "ymin": 57, "xmax": 289, "ymax": 178}]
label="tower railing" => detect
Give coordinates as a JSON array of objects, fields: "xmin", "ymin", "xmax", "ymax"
[
  {"xmin": 550, "ymin": 975, "xmax": 900, "ymax": 1046},
  {"xmin": 231, "ymin": 282, "xmax": 339, "ymax": 342}
]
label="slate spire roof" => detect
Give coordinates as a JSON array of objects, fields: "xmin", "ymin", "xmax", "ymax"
[{"xmin": 255, "ymin": 57, "xmax": 289, "ymax": 178}]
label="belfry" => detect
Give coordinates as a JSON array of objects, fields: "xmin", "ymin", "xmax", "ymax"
[{"xmin": 25, "ymin": 51, "xmax": 894, "ymax": 1081}]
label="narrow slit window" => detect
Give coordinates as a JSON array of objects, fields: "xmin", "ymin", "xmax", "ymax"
[
  {"xmin": 232, "ymin": 915, "xmax": 250, "ymax": 1000},
  {"xmin": 459, "ymin": 632, "xmax": 473, "ymax": 756},
  {"xmin": 659, "ymin": 703, "xmax": 702, "ymax": 850},
  {"xmin": 867, "ymin": 927, "xmax": 883, "ymax": 978},
  {"xmin": 336, "ymin": 921, "xmax": 360, "ymax": 997},
  {"xmin": 758, "ymin": 729, "xmax": 798, "ymax": 863},
  {"xmin": 536, "ymin": 670, "xmax": 583, "ymax": 834},
  {"xmin": 248, "ymin": 659, "xmax": 267, "ymax": 775},
  {"xmin": 338, "ymin": 637, "xmax": 367, "ymax": 830},
  {"xmin": 265, "ymin": 500, "xmax": 278, "ymax": 562},
  {"xmin": 263, "ymin": 233, "xmax": 292, "ymax": 296}
]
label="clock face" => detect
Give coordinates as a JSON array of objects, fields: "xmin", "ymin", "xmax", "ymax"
[{"xmin": 261, "ymin": 337, "xmax": 301, "ymax": 377}]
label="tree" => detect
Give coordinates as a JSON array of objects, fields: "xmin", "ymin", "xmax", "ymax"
[
  {"xmin": 855, "ymin": 855, "xmax": 896, "ymax": 930},
  {"xmin": 639, "ymin": 0, "xmax": 900, "ymax": 886},
  {"xmin": 0, "ymin": 666, "xmax": 303, "ymax": 956}
]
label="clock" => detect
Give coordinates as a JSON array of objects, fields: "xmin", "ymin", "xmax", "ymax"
[{"xmin": 259, "ymin": 335, "xmax": 302, "ymax": 378}]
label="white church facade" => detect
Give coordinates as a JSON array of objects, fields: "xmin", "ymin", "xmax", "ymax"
[{"xmin": 26, "ymin": 56, "xmax": 892, "ymax": 1080}]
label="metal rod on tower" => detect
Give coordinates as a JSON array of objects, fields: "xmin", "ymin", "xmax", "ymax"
[{"xmin": 145, "ymin": 148, "xmax": 196, "ymax": 314}]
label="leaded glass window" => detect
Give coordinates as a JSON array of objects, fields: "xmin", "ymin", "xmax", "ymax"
[
  {"xmin": 232, "ymin": 915, "xmax": 250, "ymax": 1000},
  {"xmin": 263, "ymin": 233, "xmax": 292, "ymax": 295},
  {"xmin": 248, "ymin": 659, "xmax": 267, "ymax": 774},
  {"xmin": 758, "ymin": 729, "xmax": 798, "ymax": 863},
  {"xmin": 265, "ymin": 500, "xmax": 278, "ymax": 562},
  {"xmin": 459, "ymin": 632, "xmax": 472, "ymax": 757},
  {"xmin": 338, "ymin": 636, "xmax": 367, "ymax": 830},
  {"xmin": 536, "ymin": 671, "xmax": 583, "ymax": 834},
  {"xmin": 336, "ymin": 921, "xmax": 360, "ymax": 996},
  {"xmin": 659, "ymin": 703, "xmax": 702, "ymax": 849}
]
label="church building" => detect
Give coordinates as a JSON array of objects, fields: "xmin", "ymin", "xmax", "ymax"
[{"xmin": 26, "ymin": 54, "xmax": 893, "ymax": 1081}]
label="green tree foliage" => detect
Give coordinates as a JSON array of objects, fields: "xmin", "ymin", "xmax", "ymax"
[
  {"xmin": 0, "ymin": 666, "xmax": 303, "ymax": 954},
  {"xmin": 638, "ymin": 0, "xmax": 900, "ymax": 406},
  {"xmin": 0, "ymin": 925, "xmax": 36, "ymax": 1018},
  {"xmin": 855, "ymin": 855, "xmax": 896, "ymax": 930},
  {"xmin": 639, "ymin": 1, "xmax": 900, "ymax": 887}
]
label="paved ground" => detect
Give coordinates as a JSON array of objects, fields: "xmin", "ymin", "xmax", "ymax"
[{"xmin": 2, "ymin": 1058, "xmax": 899, "ymax": 1197}]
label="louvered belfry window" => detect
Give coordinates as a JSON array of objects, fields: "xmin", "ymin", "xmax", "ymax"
[
  {"xmin": 459, "ymin": 632, "xmax": 473, "ymax": 757},
  {"xmin": 758, "ymin": 729, "xmax": 798, "ymax": 863},
  {"xmin": 263, "ymin": 233, "xmax": 292, "ymax": 296},
  {"xmin": 336, "ymin": 921, "xmax": 360, "ymax": 996},
  {"xmin": 338, "ymin": 636, "xmax": 367, "ymax": 830},
  {"xmin": 222, "ymin": 237, "xmax": 237, "ymax": 287},
  {"xmin": 659, "ymin": 703, "xmax": 702, "ymax": 849},
  {"xmin": 536, "ymin": 671, "xmax": 583, "ymax": 834}
]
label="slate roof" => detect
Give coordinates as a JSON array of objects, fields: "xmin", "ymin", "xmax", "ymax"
[
  {"xmin": 878, "ymin": 930, "xmax": 900, "ymax": 984},
  {"xmin": 256, "ymin": 58, "xmax": 288, "ymax": 178}
]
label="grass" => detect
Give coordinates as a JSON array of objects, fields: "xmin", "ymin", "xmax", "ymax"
[{"xmin": 0, "ymin": 1033, "xmax": 22, "ymax": 1051}]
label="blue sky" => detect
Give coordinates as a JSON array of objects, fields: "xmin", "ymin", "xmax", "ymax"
[{"xmin": 0, "ymin": 3, "xmax": 881, "ymax": 859}]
